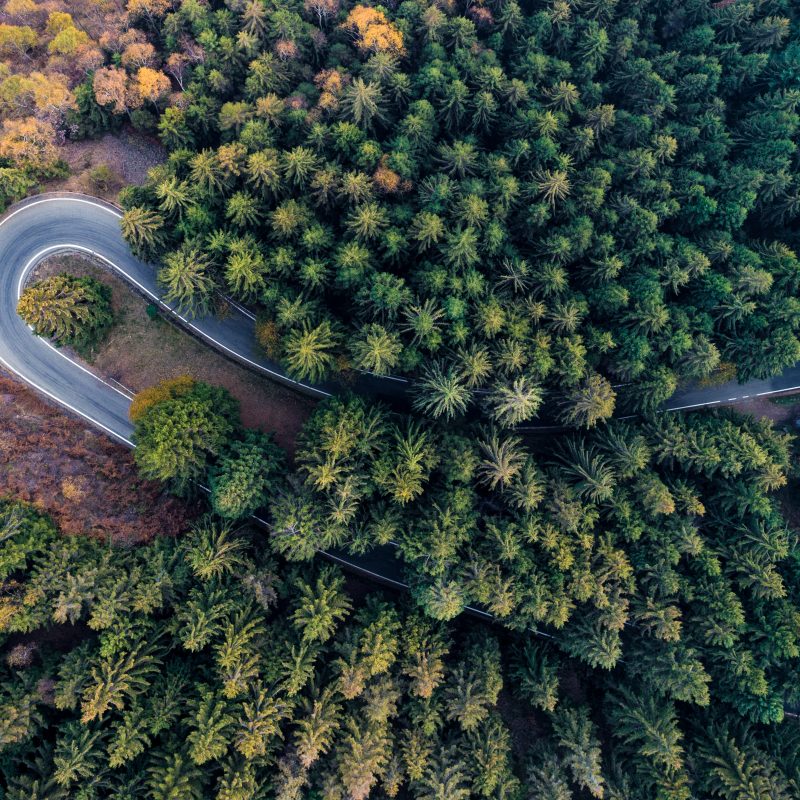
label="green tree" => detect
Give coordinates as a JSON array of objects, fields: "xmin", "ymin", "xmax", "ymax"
[
  {"xmin": 412, "ymin": 362, "xmax": 471, "ymax": 420},
  {"xmin": 291, "ymin": 569, "xmax": 352, "ymax": 644},
  {"xmin": 120, "ymin": 207, "xmax": 167, "ymax": 259},
  {"xmin": 550, "ymin": 705, "xmax": 605, "ymax": 799},
  {"xmin": 17, "ymin": 274, "xmax": 113, "ymax": 353},
  {"xmin": 341, "ymin": 78, "xmax": 386, "ymax": 131},
  {"xmin": 158, "ymin": 247, "xmax": 217, "ymax": 318},
  {"xmin": 210, "ymin": 431, "xmax": 284, "ymax": 520},
  {"xmin": 487, "ymin": 376, "xmax": 544, "ymax": 426},
  {"xmin": 283, "ymin": 320, "xmax": 340, "ymax": 383},
  {"xmin": 559, "ymin": 375, "xmax": 616, "ymax": 429},
  {"xmin": 133, "ymin": 381, "xmax": 239, "ymax": 491},
  {"xmin": 350, "ymin": 324, "xmax": 402, "ymax": 374}
]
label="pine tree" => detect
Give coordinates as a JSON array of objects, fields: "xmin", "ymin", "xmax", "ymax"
[
  {"xmin": 80, "ymin": 639, "xmax": 163, "ymax": 724},
  {"xmin": 52, "ymin": 722, "xmax": 106, "ymax": 790},
  {"xmin": 294, "ymin": 686, "xmax": 341, "ymax": 768},
  {"xmin": 550, "ymin": 705, "xmax": 605, "ymax": 799},
  {"xmin": 158, "ymin": 247, "xmax": 217, "ymax": 318},
  {"xmin": 209, "ymin": 431, "xmax": 284, "ymax": 520},
  {"xmin": 412, "ymin": 362, "xmax": 471, "ymax": 420},
  {"xmin": 120, "ymin": 206, "xmax": 166, "ymax": 258},
  {"xmin": 335, "ymin": 717, "xmax": 391, "ymax": 800},
  {"xmin": 283, "ymin": 321, "xmax": 340, "ymax": 383},
  {"xmin": 147, "ymin": 751, "xmax": 203, "ymax": 800},
  {"xmin": 17, "ymin": 274, "xmax": 113, "ymax": 352},
  {"xmin": 291, "ymin": 569, "xmax": 352, "ymax": 644},
  {"xmin": 511, "ymin": 641, "xmax": 560, "ymax": 712},
  {"xmin": 559, "ymin": 375, "xmax": 616, "ymax": 429},
  {"xmin": 417, "ymin": 746, "xmax": 470, "ymax": 800},
  {"xmin": 607, "ymin": 687, "xmax": 687, "ymax": 791},
  {"xmin": 186, "ymin": 688, "xmax": 235, "ymax": 765},
  {"xmin": 487, "ymin": 376, "xmax": 544, "ymax": 426}
]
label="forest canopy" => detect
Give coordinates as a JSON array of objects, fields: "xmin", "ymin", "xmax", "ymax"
[
  {"xmin": 4, "ymin": 0, "xmax": 800, "ymax": 797},
  {"xmin": 100, "ymin": 0, "xmax": 800, "ymax": 426},
  {"xmin": 3, "ymin": 498, "xmax": 800, "ymax": 800},
  {"xmin": 130, "ymin": 378, "xmax": 800, "ymax": 729}
]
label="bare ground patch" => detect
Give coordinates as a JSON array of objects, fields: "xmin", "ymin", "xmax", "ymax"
[
  {"xmin": 722, "ymin": 393, "xmax": 800, "ymax": 428},
  {"xmin": 43, "ymin": 128, "xmax": 166, "ymax": 203},
  {"xmin": 32, "ymin": 254, "xmax": 316, "ymax": 455}
]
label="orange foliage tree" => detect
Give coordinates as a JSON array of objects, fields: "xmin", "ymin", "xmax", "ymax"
[
  {"xmin": 121, "ymin": 41, "xmax": 158, "ymax": 69},
  {"xmin": 342, "ymin": 5, "xmax": 403, "ymax": 55},
  {"xmin": 126, "ymin": 0, "xmax": 173, "ymax": 24},
  {"xmin": 0, "ymin": 71, "xmax": 74, "ymax": 118},
  {"xmin": 0, "ymin": 117, "xmax": 59, "ymax": 169},
  {"xmin": 135, "ymin": 66, "xmax": 171, "ymax": 105},
  {"xmin": 93, "ymin": 66, "xmax": 141, "ymax": 114}
]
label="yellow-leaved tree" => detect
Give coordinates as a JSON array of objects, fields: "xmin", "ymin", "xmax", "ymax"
[{"xmin": 342, "ymin": 5, "xmax": 403, "ymax": 55}]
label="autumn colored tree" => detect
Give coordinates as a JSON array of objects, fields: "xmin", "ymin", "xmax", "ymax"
[{"xmin": 343, "ymin": 6, "xmax": 403, "ymax": 55}]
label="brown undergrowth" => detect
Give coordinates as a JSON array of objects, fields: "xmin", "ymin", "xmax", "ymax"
[{"xmin": 0, "ymin": 371, "xmax": 197, "ymax": 544}]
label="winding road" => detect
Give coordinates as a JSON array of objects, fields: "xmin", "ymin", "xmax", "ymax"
[
  {"xmin": 0, "ymin": 194, "xmax": 413, "ymax": 448},
  {"xmin": 3, "ymin": 194, "xmax": 800, "ymax": 438},
  {"xmin": 3, "ymin": 192, "xmax": 800, "ymax": 594}
]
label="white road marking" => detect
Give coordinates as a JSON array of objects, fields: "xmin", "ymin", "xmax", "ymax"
[
  {"xmin": 16, "ymin": 238, "xmax": 333, "ymax": 398},
  {"xmin": 667, "ymin": 400, "xmax": 721, "ymax": 411},
  {"xmin": 39, "ymin": 336, "xmax": 134, "ymax": 399},
  {"xmin": 0, "ymin": 349, "xmax": 134, "ymax": 447}
]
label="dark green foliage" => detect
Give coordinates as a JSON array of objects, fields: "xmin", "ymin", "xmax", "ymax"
[
  {"xmin": 266, "ymin": 396, "xmax": 800, "ymax": 733},
  {"xmin": 209, "ymin": 430, "xmax": 285, "ymax": 519},
  {"xmin": 131, "ymin": 377, "xmax": 800, "ymax": 729},
  {"xmin": 66, "ymin": 79, "xmax": 118, "ymax": 141},
  {"xmin": 2, "ymin": 499, "xmax": 800, "ymax": 799},
  {"xmin": 117, "ymin": 0, "xmax": 800, "ymax": 424},
  {"xmin": 0, "ymin": 167, "xmax": 35, "ymax": 213}
]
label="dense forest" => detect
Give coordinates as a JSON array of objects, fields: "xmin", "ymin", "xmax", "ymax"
[
  {"xmin": 3, "ymin": 498, "xmax": 800, "ymax": 799},
  {"xmin": 100, "ymin": 0, "xmax": 800, "ymax": 424},
  {"xmin": 127, "ymin": 378, "xmax": 800, "ymax": 722},
  {"xmin": 4, "ymin": 0, "xmax": 800, "ymax": 797}
]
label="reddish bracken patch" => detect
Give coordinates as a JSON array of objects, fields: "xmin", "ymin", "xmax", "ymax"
[{"xmin": 0, "ymin": 371, "xmax": 198, "ymax": 544}]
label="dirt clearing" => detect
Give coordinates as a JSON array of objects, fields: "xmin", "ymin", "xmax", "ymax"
[
  {"xmin": 724, "ymin": 393, "xmax": 800, "ymax": 429},
  {"xmin": 43, "ymin": 128, "xmax": 166, "ymax": 203}
]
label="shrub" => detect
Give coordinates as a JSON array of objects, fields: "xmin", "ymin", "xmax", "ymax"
[{"xmin": 87, "ymin": 164, "xmax": 120, "ymax": 193}]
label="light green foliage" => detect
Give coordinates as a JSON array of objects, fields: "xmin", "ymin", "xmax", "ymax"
[
  {"xmin": 283, "ymin": 320, "xmax": 340, "ymax": 383},
  {"xmin": 132, "ymin": 380, "xmax": 239, "ymax": 491},
  {"xmin": 158, "ymin": 247, "xmax": 217, "ymax": 318}
]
